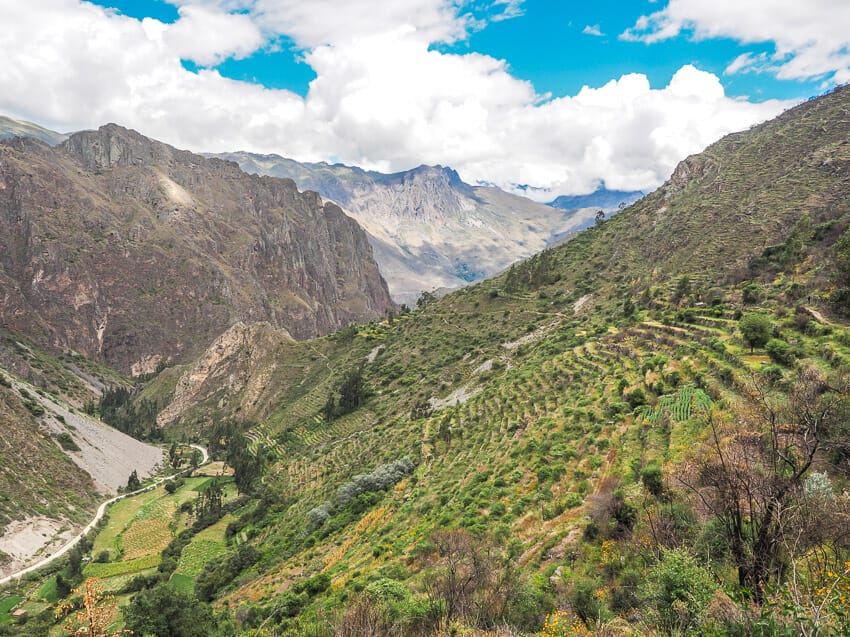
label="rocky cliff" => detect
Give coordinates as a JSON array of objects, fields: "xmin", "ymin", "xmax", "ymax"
[{"xmin": 0, "ymin": 125, "xmax": 394, "ymax": 372}]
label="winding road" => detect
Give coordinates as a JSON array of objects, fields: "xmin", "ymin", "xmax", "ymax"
[{"xmin": 0, "ymin": 444, "xmax": 209, "ymax": 587}]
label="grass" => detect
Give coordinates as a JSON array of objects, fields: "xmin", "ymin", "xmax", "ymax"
[
  {"xmin": 91, "ymin": 488, "xmax": 162, "ymax": 559},
  {"xmin": 37, "ymin": 576, "xmax": 58, "ymax": 603},
  {"xmin": 0, "ymin": 596, "xmax": 23, "ymax": 624},
  {"xmin": 169, "ymin": 573, "xmax": 195, "ymax": 595}
]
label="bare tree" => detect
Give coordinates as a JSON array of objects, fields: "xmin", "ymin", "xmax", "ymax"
[{"xmin": 682, "ymin": 366, "xmax": 849, "ymax": 602}]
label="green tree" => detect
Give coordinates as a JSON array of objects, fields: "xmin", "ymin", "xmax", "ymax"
[
  {"xmin": 675, "ymin": 275, "xmax": 692, "ymax": 301},
  {"xmin": 738, "ymin": 312, "xmax": 772, "ymax": 351},
  {"xmin": 126, "ymin": 470, "xmax": 141, "ymax": 491},
  {"xmin": 122, "ymin": 583, "xmax": 222, "ymax": 637}
]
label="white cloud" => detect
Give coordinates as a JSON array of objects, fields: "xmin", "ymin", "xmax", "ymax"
[
  {"xmin": 582, "ymin": 24, "xmax": 604, "ymax": 37},
  {"xmin": 623, "ymin": 0, "xmax": 850, "ymax": 84},
  {"xmin": 491, "ymin": 0, "xmax": 525, "ymax": 22},
  {"xmin": 162, "ymin": 5, "xmax": 265, "ymax": 66},
  {"xmin": 0, "ymin": 0, "xmax": 791, "ymax": 200}
]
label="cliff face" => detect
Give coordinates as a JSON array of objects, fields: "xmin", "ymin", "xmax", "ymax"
[{"xmin": 0, "ymin": 125, "xmax": 394, "ymax": 373}]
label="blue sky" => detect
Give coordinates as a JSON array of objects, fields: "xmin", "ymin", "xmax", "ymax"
[
  {"xmin": 91, "ymin": 0, "xmax": 825, "ymax": 102},
  {"xmin": 1, "ymin": 1, "xmax": 846, "ymax": 197}
]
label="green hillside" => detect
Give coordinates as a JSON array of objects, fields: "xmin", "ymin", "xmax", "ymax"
[{"xmin": 4, "ymin": 87, "xmax": 850, "ymax": 636}]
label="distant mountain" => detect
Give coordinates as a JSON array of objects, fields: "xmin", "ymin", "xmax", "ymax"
[
  {"xmin": 0, "ymin": 125, "xmax": 394, "ymax": 373},
  {"xmin": 211, "ymin": 153, "xmax": 604, "ymax": 304},
  {"xmin": 548, "ymin": 187, "xmax": 644, "ymax": 212},
  {"xmin": 0, "ymin": 114, "xmax": 67, "ymax": 146}
]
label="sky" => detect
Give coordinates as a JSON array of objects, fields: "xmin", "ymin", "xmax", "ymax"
[{"xmin": 0, "ymin": 0, "xmax": 847, "ymax": 199}]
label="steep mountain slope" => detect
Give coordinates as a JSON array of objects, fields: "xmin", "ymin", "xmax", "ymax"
[
  {"xmin": 0, "ymin": 125, "xmax": 394, "ymax": 373},
  {"xmin": 84, "ymin": 87, "xmax": 850, "ymax": 635},
  {"xmin": 0, "ymin": 114, "xmax": 67, "ymax": 146},
  {"xmin": 212, "ymin": 153, "xmax": 601, "ymax": 304},
  {"xmin": 0, "ymin": 330, "xmax": 162, "ymax": 579}
]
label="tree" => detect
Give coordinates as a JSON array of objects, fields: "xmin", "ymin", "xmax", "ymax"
[
  {"xmin": 122, "ymin": 583, "xmax": 220, "ymax": 637},
  {"xmin": 66, "ymin": 545, "xmax": 83, "ymax": 579},
  {"xmin": 417, "ymin": 290, "xmax": 436, "ymax": 309},
  {"xmin": 831, "ymin": 230, "xmax": 850, "ymax": 312},
  {"xmin": 126, "ymin": 470, "xmax": 141, "ymax": 492},
  {"xmin": 739, "ymin": 312, "xmax": 772, "ymax": 351},
  {"xmin": 324, "ymin": 366, "xmax": 368, "ymax": 422},
  {"xmin": 195, "ymin": 479, "xmax": 223, "ymax": 519},
  {"xmin": 685, "ymin": 367, "xmax": 849, "ymax": 602},
  {"xmin": 675, "ymin": 275, "xmax": 692, "ymax": 301},
  {"xmin": 55, "ymin": 578, "xmax": 126, "ymax": 637},
  {"xmin": 594, "ymin": 209, "xmax": 605, "ymax": 225},
  {"xmin": 645, "ymin": 548, "xmax": 716, "ymax": 634}
]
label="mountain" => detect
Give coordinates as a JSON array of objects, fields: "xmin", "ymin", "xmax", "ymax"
[
  {"xmin": 548, "ymin": 187, "xmax": 644, "ymax": 212},
  {"xmin": 0, "ymin": 124, "xmax": 394, "ymax": 373},
  {"xmin": 69, "ymin": 86, "xmax": 848, "ymax": 635},
  {"xmin": 5, "ymin": 87, "xmax": 850, "ymax": 636},
  {"xmin": 211, "ymin": 153, "xmax": 602, "ymax": 304},
  {"xmin": 0, "ymin": 114, "xmax": 67, "ymax": 146}
]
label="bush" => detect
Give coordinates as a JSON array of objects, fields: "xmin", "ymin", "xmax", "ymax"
[
  {"xmin": 54, "ymin": 432, "xmax": 81, "ymax": 452},
  {"xmin": 742, "ymin": 283, "xmax": 763, "ymax": 304},
  {"xmin": 569, "ymin": 577, "xmax": 601, "ymax": 626},
  {"xmin": 645, "ymin": 548, "xmax": 716, "ymax": 634},
  {"xmin": 765, "ymin": 338, "xmax": 795, "ymax": 366},
  {"xmin": 624, "ymin": 388, "xmax": 647, "ymax": 410},
  {"xmin": 640, "ymin": 463, "xmax": 664, "ymax": 498},
  {"xmin": 365, "ymin": 578, "xmax": 408, "ymax": 604}
]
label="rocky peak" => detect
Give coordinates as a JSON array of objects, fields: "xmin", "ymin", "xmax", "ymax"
[{"xmin": 62, "ymin": 124, "xmax": 190, "ymax": 172}]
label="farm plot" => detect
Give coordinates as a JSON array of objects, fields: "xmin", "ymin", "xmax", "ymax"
[
  {"xmin": 87, "ymin": 478, "xmax": 213, "ymax": 581},
  {"xmin": 172, "ymin": 514, "xmax": 235, "ymax": 587}
]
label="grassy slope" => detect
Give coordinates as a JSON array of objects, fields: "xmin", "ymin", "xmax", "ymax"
[
  {"xmin": 123, "ymin": 87, "xmax": 850, "ymax": 629},
  {"xmin": 0, "ymin": 378, "xmax": 98, "ymax": 538}
]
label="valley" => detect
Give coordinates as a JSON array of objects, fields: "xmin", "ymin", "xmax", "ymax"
[
  {"xmin": 0, "ymin": 78, "xmax": 849, "ymax": 637},
  {"xmin": 214, "ymin": 153, "xmax": 639, "ymax": 304}
]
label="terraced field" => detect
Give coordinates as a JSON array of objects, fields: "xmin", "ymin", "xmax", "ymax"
[{"xmin": 83, "ymin": 476, "xmax": 235, "ymax": 585}]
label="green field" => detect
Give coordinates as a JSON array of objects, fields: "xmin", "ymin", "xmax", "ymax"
[
  {"xmin": 171, "ymin": 514, "xmax": 235, "ymax": 592},
  {"xmin": 85, "ymin": 476, "xmax": 234, "ymax": 583},
  {"xmin": 0, "ymin": 596, "xmax": 23, "ymax": 624}
]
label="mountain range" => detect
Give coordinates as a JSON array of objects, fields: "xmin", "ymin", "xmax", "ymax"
[
  {"xmin": 0, "ymin": 115, "xmax": 641, "ymax": 306},
  {"xmin": 1, "ymin": 85, "xmax": 850, "ymax": 636},
  {"xmin": 212, "ymin": 152, "xmax": 641, "ymax": 303}
]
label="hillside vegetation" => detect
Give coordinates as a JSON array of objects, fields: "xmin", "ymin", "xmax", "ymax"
[{"xmin": 3, "ymin": 87, "xmax": 850, "ymax": 636}]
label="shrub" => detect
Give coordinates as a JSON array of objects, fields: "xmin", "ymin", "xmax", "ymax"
[
  {"xmin": 640, "ymin": 463, "xmax": 664, "ymax": 498},
  {"xmin": 54, "ymin": 432, "xmax": 81, "ymax": 452},
  {"xmin": 765, "ymin": 338, "xmax": 795, "ymax": 366},
  {"xmin": 742, "ymin": 283, "xmax": 763, "ymax": 304},
  {"xmin": 645, "ymin": 548, "xmax": 715, "ymax": 634},
  {"xmin": 624, "ymin": 388, "xmax": 647, "ymax": 410},
  {"xmin": 568, "ymin": 577, "xmax": 601, "ymax": 626}
]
